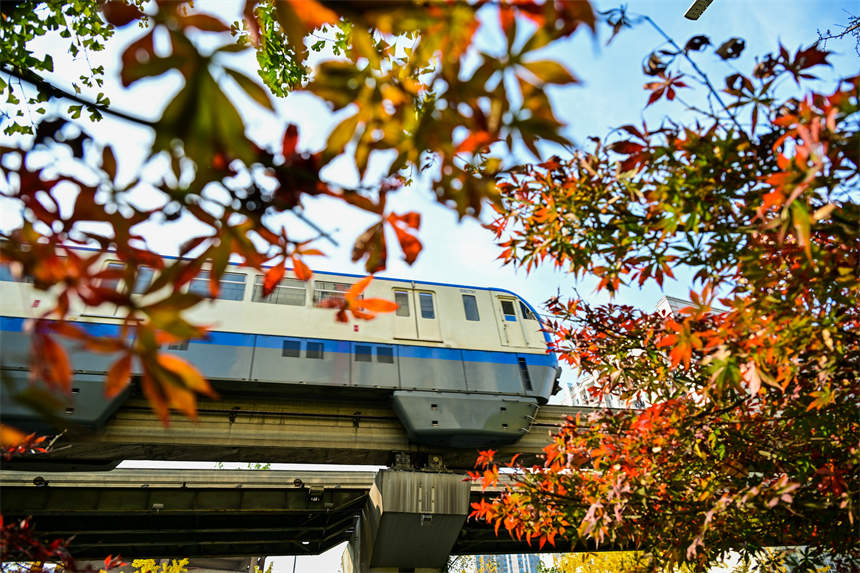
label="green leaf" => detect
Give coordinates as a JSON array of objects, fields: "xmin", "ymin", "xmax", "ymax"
[
  {"xmin": 324, "ymin": 113, "xmax": 360, "ymax": 163},
  {"xmin": 224, "ymin": 67, "xmax": 275, "ymax": 111},
  {"xmin": 214, "ymin": 42, "xmax": 248, "ymax": 54},
  {"xmin": 520, "ymin": 60, "xmax": 579, "ymax": 85}
]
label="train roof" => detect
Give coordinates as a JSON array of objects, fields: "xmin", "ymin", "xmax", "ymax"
[{"xmin": 65, "ymin": 245, "xmax": 529, "ymax": 299}]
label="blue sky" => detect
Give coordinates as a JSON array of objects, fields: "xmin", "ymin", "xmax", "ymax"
[{"xmin": 2, "ymin": 0, "xmax": 859, "ymax": 570}]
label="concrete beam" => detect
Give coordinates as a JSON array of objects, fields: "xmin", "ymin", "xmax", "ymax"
[
  {"xmin": 0, "ymin": 468, "xmax": 573, "ymax": 559},
  {"xmin": 1, "ymin": 397, "xmax": 592, "ymax": 471}
]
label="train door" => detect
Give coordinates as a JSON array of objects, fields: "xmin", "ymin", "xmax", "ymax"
[
  {"xmin": 496, "ymin": 295, "xmax": 528, "ymax": 347},
  {"xmin": 392, "ymin": 288, "xmax": 417, "ymax": 339},
  {"xmin": 392, "ymin": 287, "xmax": 442, "ymax": 342}
]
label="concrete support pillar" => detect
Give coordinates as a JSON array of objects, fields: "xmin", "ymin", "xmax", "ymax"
[{"xmin": 342, "ymin": 469, "xmax": 471, "ymax": 573}]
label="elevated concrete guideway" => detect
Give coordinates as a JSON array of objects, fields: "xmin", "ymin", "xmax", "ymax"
[
  {"xmin": 0, "ymin": 468, "xmax": 562, "ymax": 566},
  {"xmin": 4, "ymin": 397, "xmax": 594, "ymax": 471}
]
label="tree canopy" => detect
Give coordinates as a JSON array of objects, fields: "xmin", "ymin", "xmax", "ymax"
[{"xmin": 470, "ymin": 22, "xmax": 859, "ymax": 573}]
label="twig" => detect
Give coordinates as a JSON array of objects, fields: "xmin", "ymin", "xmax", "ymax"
[
  {"xmin": 640, "ymin": 15, "xmax": 748, "ymax": 139},
  {"xmin": 0, "ymin": 65, "xmax": 154, "ymax": 127}
]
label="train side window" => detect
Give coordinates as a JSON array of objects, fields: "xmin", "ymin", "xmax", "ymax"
[
  {"xmin": 282, "ymin": 340, "xmax": 301, "ymax": 357},
  {"xmin": 419, "ymin": 292, "xmax": 435, "ymax": 319},
  {"xmin": 355, "ymin": 344, "xmax": 372, "ymax": 362},
  {"xmin": 252, "ymin": 275, "xmax": 306, "ymax": 306},
  {"xmin": 462, "ymin": 294, "xmax": 480, "ymax": 321},
  {"xmin": 394, "ymin": 290, "xmax": 410, "ymax": 317},
  {"xmin": 189, "ymin": 271, "xmax": 246, "ymax": 301},
  {"xmin": 306, "ymin": 342, "xmax": 324, "ymax": 360},
  {"xmin": 501, "ymin": 300, "xmax": 517, "ymax": 321},
  {"xmin": 377, "ymin": 346, "xmax": 394, "ymax": 364},
  {"xmin": 132, "ymin": 267, "xmax": 154, "ymax": 294},
  {"xmin": 0, "ymin": 264, "xmax": 31, "ymax": 283},
  {"xmin": 99, "ymin": 263, "xmax": 152, "ymax": 293},
  {"xmin": 314, "ymin": 280, "xmax": 353, "ymax": 305},
  {"xmin": 100, "ymin": 262, "xmax": 124, "ymax": 291},
  {"xmin": 519, "ymin": 301, "xmax": 536, "ymax": 320}
]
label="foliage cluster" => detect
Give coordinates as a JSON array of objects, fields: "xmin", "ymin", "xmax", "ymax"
[
  {"xmin": 471, "ymin": 29, "xmax": 859, "ymax": 573},
  {"xmin": 0, "ymin": 0, "xmax": 148, "ymax": 132}
]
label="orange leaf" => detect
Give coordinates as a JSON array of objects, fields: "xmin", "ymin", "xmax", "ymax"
[
  {"xmin": 455, "ymin": 131, "xmax": 494, "ymax": 154},
  {"xmin": 264, "ymin": 261, "xmax": 286, "ymax": 296},
  {"xmin": 357, "ymin": 298, "xmax": 398, "ymax": 313},
  {"xmin": 347, "ymin": 276, "xmax": 373, "ymax": 303},
  {"xmin": 33, "ymin": 333, "xmax": 72, "ymax": 393},
  {"xmin": 49, "ymin": 321, "xmax": 88, "ymax": 341},
  {"xmin": 1, "ymin": 424, "xmax": 29, "ymax": 448},
  {"xmin": 351, "ymin": 308, "xmax": 375, "ymax": 320},
  {"xmin": 291, "ymin": 255, "xmax": 312, "ymax": 281},
  {"xmin": 84, "ymin": 336, "xmax": 128, "ymax": 354},
  {"xmin": 390, "ymin": 224, "xmax": 422, "ymax": 264},
  {"xmin": 163, "ymin": 383, "xmax": 198, "ymax": 421},
  {"xmin": 105, "ymin": 355, "xmax": 133, "ymax": 398},
  {"xmin": 389, "ymin": 211, "xmax": 421, "ymax": 229},
  {"xmin": 286, "ymin": 0, "xmax": 337, "ymax": 29},
  {"xmin": 141, "ymin": 369, "xmax": 169, "ymax": 425},
  {"xmin": 154, "ymin": 330, "xmax": 188, "ymax": 346},
  {"xmin": 157, "ymin": 353, "xmax": 216, "ymax": 397},
  {"xmin": 499, "ymin": 5, "xmax": 515, "ymax": 34}
]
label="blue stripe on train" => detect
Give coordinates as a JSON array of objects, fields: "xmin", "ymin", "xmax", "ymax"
[
  {"xmin": 0, "ymin": 317, "xmax": 558, "ymax": 367},
  {"xmin": 0, "ymin": 317, "xmax": 124, "ymax": 338}
]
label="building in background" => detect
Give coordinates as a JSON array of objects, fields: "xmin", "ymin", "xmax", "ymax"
[{"xmin": 474, "ymin": 553, "xmax": 540, "ymax": 573}]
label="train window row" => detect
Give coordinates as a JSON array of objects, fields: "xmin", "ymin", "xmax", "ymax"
[
  {"xmin": 3, "ymin": 261, "xmax": 537, "ymax": 322},
  {"xmin": 281, "ymin": 340, "xmax": 325, "ymax": 359},
  {"xmin": 93, "ymin": 264, "xmax": 358, "ymax": 307},
  {"xmin": 189, "ymin": 271, "xmax": 247, "ymax": 301},
  {"xmin": 252, "ymin": 276, "xmax": 305, "ymax": 306},
  {"xmin": 354, "ymin": 344, "xmax": 395, "ymax": 363}
]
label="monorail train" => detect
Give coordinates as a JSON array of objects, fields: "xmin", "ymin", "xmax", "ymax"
[{"xmin": 0, "ymin": 254, "xmax": 560, "ymax": 448}]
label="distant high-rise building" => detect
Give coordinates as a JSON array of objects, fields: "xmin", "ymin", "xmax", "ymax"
[{"xmin": 474, "ymin": 553, "xmax": 540, "ymax": 573}]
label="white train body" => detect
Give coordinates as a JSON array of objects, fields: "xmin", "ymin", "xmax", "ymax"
[{"xmin": 0, "ymin": 254, "xmax": 559, "ymax": 448}]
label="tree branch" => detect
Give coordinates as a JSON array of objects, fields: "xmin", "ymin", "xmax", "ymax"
[
  {"xmin": 640, "ymin": 16, "xmax": 748, "ymax": 139},
  {"xmin": 1, "ymin": 65, "xmax": 155, "ymax": 127}
]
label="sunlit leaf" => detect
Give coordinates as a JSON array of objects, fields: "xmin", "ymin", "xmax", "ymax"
[
  {"xmin": 224, "ymin": 67, "xmax": 275, "ymax": 111},
  {"xmin": 105, "ymin": 354, "xmax": 133, "ymax": 398}
]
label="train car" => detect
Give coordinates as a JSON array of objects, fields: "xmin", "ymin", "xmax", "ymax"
[{"xmin": 0, "ymin": 253, "xmax": 560, "ymax": 448}]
